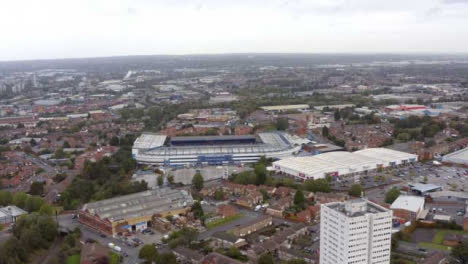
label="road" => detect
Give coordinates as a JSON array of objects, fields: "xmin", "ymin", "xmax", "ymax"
[{"xmin": 58, "ymin": 214, "xmax": 141, "ymax": 264}]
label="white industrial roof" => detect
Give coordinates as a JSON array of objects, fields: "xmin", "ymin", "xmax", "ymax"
[
  {"xmin": 442, "ymin": 147, "xmax": 468, "ymax": 165},
  {"xmin": 0, "ymin": 205, "xmax": 27, "ymax": 217},
  {"xmin": 355, "ymin": 148, "xmax": 418, "ymax": 163},
  {"xmin": 390, "ymin": 195, "xmax": 425, "ymax": 213},
  {"xmin": 273, "ymin": 151, "xmax": 384, "ymax": 177},
  {"xmin": 133, "ymin": 133, "xmax": 167, "ymax": 150},
  {"xmin": 260, "ymin": 104, "xmax": 309, "ymax": 111}
]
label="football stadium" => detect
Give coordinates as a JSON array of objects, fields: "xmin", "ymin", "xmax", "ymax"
[{"xmin": 132, "ymin": 132, "xmax": 301, "ymax": 166}]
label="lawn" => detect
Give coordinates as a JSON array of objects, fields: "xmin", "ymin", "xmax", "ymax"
[
  {"xmin": 206, "ymin": 214, "xmax": 243, "ymax": 229},
  {"xmin": 432, "ymin": 229, "xmax": 468, "ymax": 244},
  {"xmin": 417, "ymin": 242, "xmax": 451, "ymax": 252},
  {"xmin": 66, "ymin": 254, "xmax": 80, "ymax": 264},
  {"xmin": 109, "ymin": 252, "xmax": 122, "ymax": 264}
]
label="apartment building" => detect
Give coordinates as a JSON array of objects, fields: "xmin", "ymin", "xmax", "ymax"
[{"xmin": 320, "ymin": 199, "xmax": 393, "ymax": 264}]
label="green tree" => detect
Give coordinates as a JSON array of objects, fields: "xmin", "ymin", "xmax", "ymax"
[
  {"xmin": 254, "ymin": 163, "xmax": 267, "ymax": 185},
  {"xmin": 0, "ymin": 190, "xmax": 13, "ymax": 206},
  {"xmin": 451, "ymin": 240, "xmax": 468, "ymax": 264},
  {"xmin": 25, "ymin": 196, "xmax": 45, "ymax": 212},
  {"xmin": 257, "ymin": 254, "xmax": 274, "ymax": 264},
  {"xmin": 286, "ymin": 260, "xmax": 307, "ymax": 264},
  {"xmin": 322, "ymin": 126, "xmax": 329, "ymax": 137},
  {"xmin": 54, "ymin": 148, "xmax": 66, "ymax": 159},
  {"xmin": 109, "ymin": 136, "xmax": 120, "ymax": 146},
  {"xmin": 12, "ymin": 192, "xmax": 28, "ymax": 209},
  {"xmin": 276, "ymin": 118, "xmax": 289, "ymax": 131},
  {"xmin": 423, "ymin": 175, "xmax": 428, "ymax": 183},
  {"xmin": 293, "ymin": 189, "xmax": 305, "ymax": 210},
  {"xmin": 39, "ymin": 203, "xmax": 54, "ymax": 216},
  {"xmin": 334, "ymin": 110, "xmax": 341, "ymax": 121},
  {"xmin": 192, "ymin": 173, "xmax": 204, "ymax": 191},
  {"xmin": 139, "ymin": 244, "xmax": 158, "ymax": 263},
  {"xmin": 303, "ymin": 179, "xmax": 331, "ymax": 193},
  {"xmin": 156, "ymin": 253, "xmax": 177, "ymax": 264},
  {"xmin": 167, "ymin": 175, "xmax": 174, "ymax": 184},
  {"xmin": 213, "ymin": 189, "xmax": 225, "ymax": 200},
  {"xmin": 348, "ymin": 184, "xmax": 363, "ymax": 197},
  {"xmin": 191, "ymin": 201, "xmax": 204, "ymax": 220},
  {"xmin": 157, "ymin": 174, "xmax": 164, "ymax": 187},
  {"xmin": 62, "ymin": 141, "xmax": 71, "ymax": 148},
  {"xmin": 29, "ymin": 181, "xmax": 44, "ymax": 196},
  {"xmin": 385, "ymin": 188, "xmax": 401, "ymax": 204}
]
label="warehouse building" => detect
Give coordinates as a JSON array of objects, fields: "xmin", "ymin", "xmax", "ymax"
[
  {"xmin": 133, "ymin": 132, "xmax": 301, "ymax": 167},
  {"xmin": 79, "ymin": 188, "xmax": 193, "ymax": 236},
  {"xmin": 390, "ymin": 195, "xmax": 425, "ymax": 222},
  {"xmin": 442, "ymin": 147, "xmax": 468, "ymax": 166},
  {"xmin": 0, "ymin": 206, "xmax": 27, "ymax": 224},
  {"xmin": 273, "ymin": 148, "xmax": 418, "ymax": 180},
  {"xmin": 260, "ymin": 104, "xmax": 310, "ymax": 112}
]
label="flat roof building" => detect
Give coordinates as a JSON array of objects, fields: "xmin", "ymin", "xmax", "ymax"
[
  {"xmin": 260, "ymin": 104, "xmax": 309, "ymax": 112},
  {"xmin": 273, "ymin": 148, "xmax": 418, "ymax": 180},
  {"xmin": 390, "ymin": 195, "xmax": 425, "ymax": 222},
  {"xmin": 408, "ymin": 183, "xmax": 442, "ymax": 195},
  {"xmin": 79, "ymin": 188, "xmax": 193, "ymax": 236},
  {"xmin": 442, "ymin": 147, "xmax": 468, "ymax": 166}
]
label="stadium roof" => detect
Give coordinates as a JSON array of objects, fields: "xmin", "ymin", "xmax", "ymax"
[
  {"xmin": 170, "ymin": 135, "xmax": 256, "ymax": 142},
  {"xmin": 135, "ymin": 132, "xmax": 295, "ymax": 157},
  {"xmin": 355, "ymin": 148, "xmax": 418, "ymax": 163},
  {"xmin": 390, "ymin": 195, "xmax": 425, "ymax": 213},
  {"xmin": 442, "ymin": 147, "xmax": 468, "ymax": 165},
  {"xmin": 133, "ymin": 133, "xmax": 167, "ymax": 149},
  {"xmin": 82, "ymin": 188, "xmax": 193, "ymax": 222}
]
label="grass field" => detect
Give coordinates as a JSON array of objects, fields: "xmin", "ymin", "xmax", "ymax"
[
  {"xmin": 66, "ymin": 254, "xmax": 80, "ymax": 264},
  {"xmin": 206, "ymin": 214, "xmax": 243, "ymax": 229},
  {"xmin": 432, "ymin": 229, "xmax": 468, "ymax": 244},
  {"xmin": 418, "ymin": 242, "xmax": 451, "ymax": 252},
  {"xmin": 109, "ymin": 252, "xmax": 122, "ymax": 264}
]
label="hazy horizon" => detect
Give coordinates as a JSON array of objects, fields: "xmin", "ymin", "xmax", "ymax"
[{"xmin": 2, "ymin": 0, "xmax": 468, "ymax": 61}]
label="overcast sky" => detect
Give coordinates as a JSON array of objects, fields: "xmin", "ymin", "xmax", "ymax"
[{"xmin": 2, "ymin": 0, "xmax": 468, "ymax": 61}]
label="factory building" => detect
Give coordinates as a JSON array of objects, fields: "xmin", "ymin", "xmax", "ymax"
[
  {"xmin": 273, "ymin": 148, "xmax": 418, "ymax": 180},
  {"xmin": 78, "ymin": 188, "xmax": 193, "ymax": 236}
]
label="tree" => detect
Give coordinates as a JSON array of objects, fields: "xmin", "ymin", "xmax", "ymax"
[
  {"xmin": 192, "ymin": 173, "xmax": 204, "ymax": 191},
  {"xmin": 276, "ymin": 118, "xmax": 289, "ymax": 131},
  {"xmin": 303, "ymin": 179, "xmax": 331, "ymax": 193},
  {"xmin": 286, "ymin": 260, "xmax": 307, "ymax": 264},
  {"xmin": 293, "ymin": 189, "xmax": 305, "ymax": 209},
  {"xmin": 62, "ymin": 141, "xmax": 71, "ymax": 148},
  {"xmin": 254, "ymin": 163, "xmax": 267, "ymax": 185},
  {"xmin": 39, "ymin": 203, "xmax": 54, "ymax": 216},
  {"xmin": 109, "ymin": 136, "xmax": 120, "ymax": 146},
  {"xmin": 139, "ymin": 244, "xmax": 158, "ymax": 263},
  {"xmin": 348, "ymin": 184, "xmax": 363, "ymax": 197},
  {"xmin": 29, "ymin": 181, "xmax": 44, "ymax": 196},
  {"xmin": 12, "ymin": 192, "xmax": 28, "ymax": 209},
  {"xmin": 213, "ymin": 189, "xmax": 225, "ymax": 200},
  {"xmin": 156, "ymin": 253, "xmax": 177, "ymax": 264},
  {"xmin": 191, "ymin": 201, "xmax": 204, "ymax": 220},
  {"xmin": 322, "ymin": 126, "xmax": 329, "ymax": 137},
  {"xmin": 157, "ymin": 175, "xmax": 164, "ymax": 187},
  {"xmin": 167, "ymin": 175, "xmax": 174, "ymax": 184},
  {"xmin": 385, "ymin": 188, "xmax": 401, "ymax": 204},
  {"xmin": 0, "ymin": 190, "xmax": 13, "ymax": 206},
  {"xmin": 423, "ymin": 175, "xmax": 428, "ymax": 184},
  {"xmin": 334, "ymin": 110, "xmax": 341, "ymax": 121},
  {"xmin": 25, "ymin": 196, "xmax": 45, "ymax": 212},
  {"xmin": 54, "ymin": 148, "xmax": 65, "ymax": 159},
  {"xmin": 257, "ymin": 254, "xmax": 274, "ymax": 264},
  {"xmin": 451, "ymin": 240, "xmax": 468, "ymax": 264}
]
